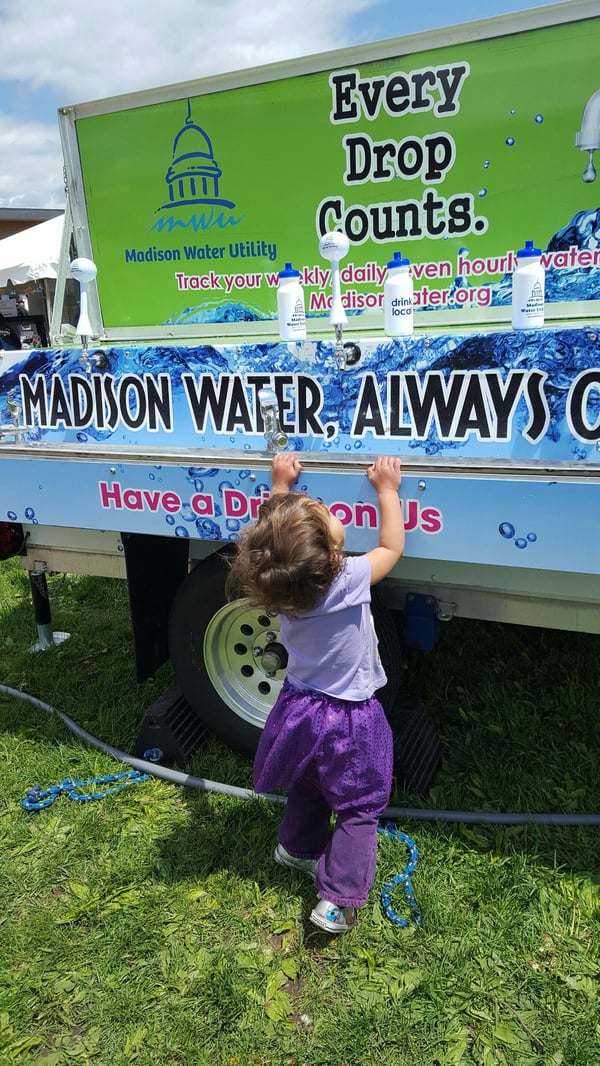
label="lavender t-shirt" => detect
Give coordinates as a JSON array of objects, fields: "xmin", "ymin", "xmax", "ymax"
[{"xmin": 278, "ymin": 555, "xmax": 387, "ymax": 701}]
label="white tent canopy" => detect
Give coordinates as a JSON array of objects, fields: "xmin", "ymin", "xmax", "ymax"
[{"xmin": 0, "ymin": 214, "xmax": 64, "ymax": 287}]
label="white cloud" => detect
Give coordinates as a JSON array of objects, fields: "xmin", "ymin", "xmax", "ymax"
[
  {"xmin": 0, "ymin": 0, "xmax": 375, "ymax": 101},
  {"xmin": 0, "ymin": 0, "xmax": 557, "ymax": 208},
  {"xmin": 0, "ymin": 115, "xmax": 65, "ymax": 209},
  {"xmin": 0, "ymin": 0, "xmax": 375, "ymax": 208}
]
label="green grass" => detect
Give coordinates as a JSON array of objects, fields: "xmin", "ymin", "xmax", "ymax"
[{"xmin": 1, "ymin": 557, "xmax": 599, "ymax": 1065}]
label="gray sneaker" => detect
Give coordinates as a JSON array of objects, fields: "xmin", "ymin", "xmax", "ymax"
[
  {"xmin": 274, "ymin": 843, "xmax": 318, "ymax": 881},
  {"xmin": 310, "ymin": 898, "xmax": 357, "ymax": 933}
]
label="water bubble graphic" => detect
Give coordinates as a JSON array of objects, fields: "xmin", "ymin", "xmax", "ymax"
[
  {"xmin": 510, "ymin": 108, "xmax": 516, "ymax": 115},
  {"xmin": 24, "ymin": 507, "xmax": 35, "ymax": 520},
  {"xmin": 515, "ymin": 538, "xmax": 528, "ymax": 549},
  {"xmin": 226, "ymin": 519, "xmax": 241, "ymax": 532},
  {"xmin": 76, "ymin": 432, "xmax": 88, "ymax": 442},
  {"xmin": 499, "ymin": 521, "xmax": 515, "ymax": 539},
  {"xmin": 7, "ymin": 511, "xmax": 17, "ymax": 521},
  {"xmin": 478, "ymin": 188, "xmax": 488, "ymax": 198},
  {"xmin": 526, "ymin": 533, "xmax": 537, "ymax": 543},
  {"xmin": 174, "ymin": 526, "xmax": 190, "ymax": 538},
  {"xmin": 188, "ymin": 466, "xmax": 219, "ymax": 478},
  {"xmin": 179, "ymin": 504, "xmax": 196, "ymax": 523},
  {"xmin": 148, "ymin": 473, "xmax": 156, "ymax": 480},
  {"xmin": 483, "ymin": 160, "xmax": 490, "ymax": 169},
  {"xmin": 534, "ymin": 114, "xmax": 543, "ymax": 124},
  {"xmin": 165, "ymin": 515, "xmax": 175, "ymax": 525},
  {"xmin": 505, "ymin": 137, "xmax": 515, "ymax": 147},
  {"xmin": 196, "ymin": 518, "xmax": 222, "ymax": 539}
]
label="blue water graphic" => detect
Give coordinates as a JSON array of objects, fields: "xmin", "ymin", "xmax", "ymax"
[
  {"xmin": 2, "ymin": 322, "xmax": 597, "ymax": 469},
  {"xmin": 500, "ymin": 521, "xmax": 538, "ymax": 551}
]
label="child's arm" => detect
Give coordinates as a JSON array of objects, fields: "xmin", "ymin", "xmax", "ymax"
[
  {"xmin": 365, "ymin": 456, "xmax": 405, "ymax": 585},
  {"xmin": 270, "ymin": 452, "xmax": 303, "ymax": 495}
]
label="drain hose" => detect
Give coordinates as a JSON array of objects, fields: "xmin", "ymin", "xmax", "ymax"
[{"xmin": 2, "ymin": 684, "xmax": 599, "ymax": 826}]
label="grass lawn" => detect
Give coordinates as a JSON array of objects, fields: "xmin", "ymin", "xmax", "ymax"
[{"xmin": 1, "ymin": 556, "xmax": 599, "ymax": 1065}]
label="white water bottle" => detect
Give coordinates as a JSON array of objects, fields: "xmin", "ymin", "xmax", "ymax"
[
  {"xmin": 384, "ymin": 251, "xmax": 413, "ymax": 336},
  {"xmin": 511, "ymin": 240, "xmax": 545, "ymax": 329},
  {"xmin": 277, "ymin": 263, "xmax": 306, "ymax": 341}
]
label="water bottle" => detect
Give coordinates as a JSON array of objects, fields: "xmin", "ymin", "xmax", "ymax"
[
  {"xmin": 277, "ymin": 263, "xmax": 306, "ymax": 341},
  {"xmin": 511, "ymin": 240, "xmax": 545, "ymax": 329},
  {"xmin": 384, "ymin": 252, "xmax": 413, "ymax": 336}
]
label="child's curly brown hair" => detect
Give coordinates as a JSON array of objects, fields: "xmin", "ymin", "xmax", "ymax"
[{"xmin": 225, "ymin": 493, "xmax": 344, "ymax": 617}]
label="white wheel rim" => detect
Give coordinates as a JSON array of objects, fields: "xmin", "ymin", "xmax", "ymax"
[{"xmin": 203, "ymin": 599, "xmax": 285, "ymax": 728}]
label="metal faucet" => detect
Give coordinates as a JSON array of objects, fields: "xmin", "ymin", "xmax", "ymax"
[
  {"xmin": 258, "ymin": 387, "xmax": 288, "ymax": 453},
  {"xmin": 0, "ymin": 389, "xmax": 26, "ymax": 443},
  {"xmin": 334, "ymin": 324, "xmax": 346, "ymax": 369},
  {"xmin": 79, "ymin": 339, "xmax": 94, "ymax": 374},
  {"xmin": 78, "ymin": 342, "xmax": 106, "ymax": 374}
]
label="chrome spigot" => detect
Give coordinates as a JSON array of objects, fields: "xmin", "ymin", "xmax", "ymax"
[
  {"xmin": 334, "ymin": 324, "xmax": 346, "ymax": 369},
  {"xmin": 258, "ymin": 386, "xmax": 288, "ymax": 453},
  {"xmin": 79, "ymin": 342, "xmax": 93, "ymax": 373},
  {"xmin": 7, "ymin": 388, "xmax": 21, "ymax": 426},
  {"xmin": 0, "ymin": 389, "xmax": 26, "ymax": 443},
  {"xmin": 78, "ymin": 345, "xmax": 108, "ymax": 375},
  {"xmin": 78, "ymin": 341, "xmax": 99, "ymax": 374}
]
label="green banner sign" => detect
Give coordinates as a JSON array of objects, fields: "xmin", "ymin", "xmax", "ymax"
[{"xmin": 74, "ymin": 15, "xmax": 599, "ymax": 330}]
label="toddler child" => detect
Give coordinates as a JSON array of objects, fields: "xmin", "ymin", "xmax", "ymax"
[{"xmin": 227, "ymin": 452, "xmax": 405, "ymax": 932}]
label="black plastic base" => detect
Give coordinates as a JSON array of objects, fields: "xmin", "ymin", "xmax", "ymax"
[
  {"xmin": 386, "ymin": 689, "xmax": 443, "ymax": 796},
  {"xmin": 132, "ymin": 683, "xmax": 209, "ymax": 766}
]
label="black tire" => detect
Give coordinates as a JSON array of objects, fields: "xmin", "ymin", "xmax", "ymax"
[
  {"xmin": 168, "ymin": 549, "xmax": 420, "ymax": 764},
  {"xmin": 168, "ymin": 547, "xmax": 285, "ymax": 758}
]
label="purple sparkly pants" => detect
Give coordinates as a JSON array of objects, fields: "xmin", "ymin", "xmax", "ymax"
[{"xmin": 254, "ymin": 680, "xmax": 393, "ymax": 908}]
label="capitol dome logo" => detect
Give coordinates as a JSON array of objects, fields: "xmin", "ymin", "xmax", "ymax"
[{"xmin": 156, "ymin": 99, "xmax": 235, "ymax": 212}]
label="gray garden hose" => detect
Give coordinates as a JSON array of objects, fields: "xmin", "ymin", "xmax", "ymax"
[{"xmin": 2, "ymin": 684, "xmax": 599, "ymax": 826}]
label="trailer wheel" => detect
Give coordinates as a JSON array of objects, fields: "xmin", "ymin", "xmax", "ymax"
[
  {"xmin": 168, "ymin": 547, "xmax": 285, "ymax": 758},
  {"xmin": 168, "ymin": 548, "xmax": 404, "ymax": 760}
]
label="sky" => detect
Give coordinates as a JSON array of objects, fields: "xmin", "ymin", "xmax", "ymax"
[{"xmin": 1, "ymin": 0, "xmax": 567, "ymax": 210}]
